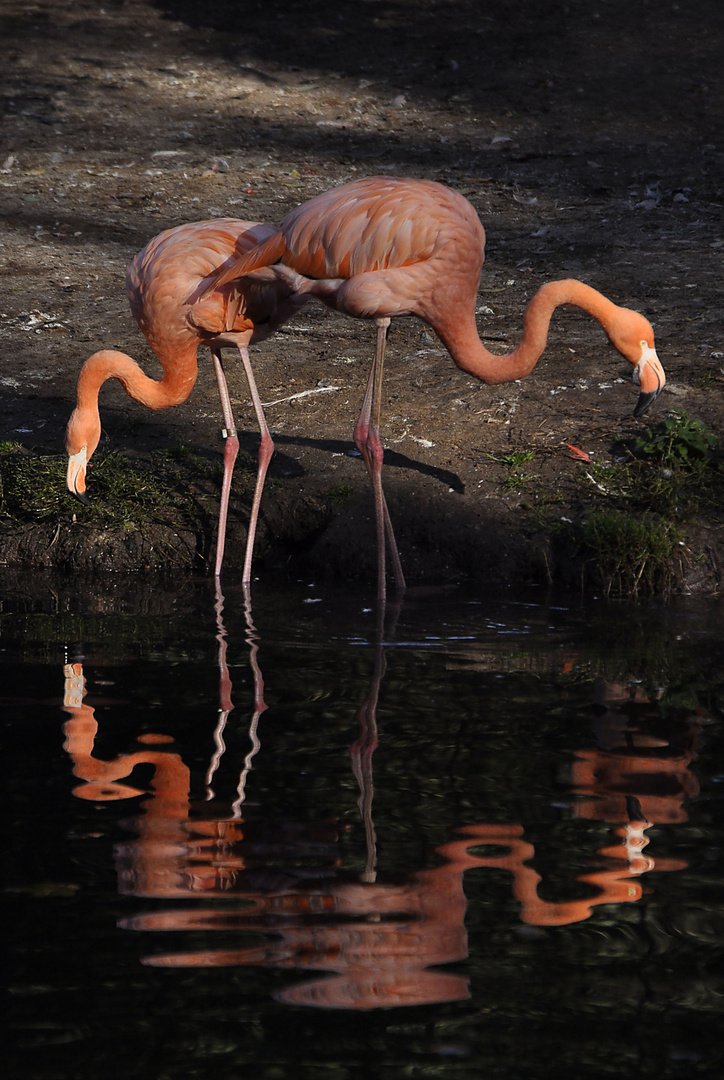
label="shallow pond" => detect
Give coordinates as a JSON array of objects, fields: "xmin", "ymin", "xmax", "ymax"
[{"xmin": 4, "ymin": 577, "xmax": 724, "ymax": 1079}]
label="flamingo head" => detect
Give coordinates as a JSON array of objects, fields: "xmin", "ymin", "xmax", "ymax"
[
  {"xmin": 66, "ymin": 447, "xmax": 90, "ymax": 504},
  {"xmin": 632, "ymin": 340, "xmax": 666, "ymax": 418},
  {"xmin": 65, "ymin": 409, "xmax": 100, "ymax": 504},
  {"xmin": 607, "ymin": 311, "xmax": 666, "ymax": 418}
]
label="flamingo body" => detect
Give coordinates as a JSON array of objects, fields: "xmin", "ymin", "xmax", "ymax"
[
  {"xmin": 206, "ymin": 177, "xmax": 666, "ymax": 597},
  {"xmin": 66, "ymin": 218, "xmax": 308, "ymax": 579}
]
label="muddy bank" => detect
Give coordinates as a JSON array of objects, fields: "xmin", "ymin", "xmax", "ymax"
[{"xmin": 0, "ymin": 435, "xmax": 720, "ymax": 596}]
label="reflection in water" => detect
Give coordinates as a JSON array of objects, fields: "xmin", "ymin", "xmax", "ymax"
[
  {"xmin": 572, "ymin": 679, "xmax": 701, "ymax": 826},
  {"xmin": 205, "ymin": 585, "xmax": 266, "ymax": 814},
  {"xmin": 61, "ymin": 592, "xmax": 702, "ymax": 1010}
]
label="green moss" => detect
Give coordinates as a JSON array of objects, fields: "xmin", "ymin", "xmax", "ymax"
[{"xmin": 0, "ymin": 446, "xmax": 193, "ymax": 530}]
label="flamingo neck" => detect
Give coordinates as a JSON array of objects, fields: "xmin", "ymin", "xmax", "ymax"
[
  {"xmin": 75, "ymin": 347, "xmax": 198, "ymax": 409},
  {"xmin": 436, "ymin": 279, "xmax": 621, "ymax": 385},
  {"xmin": 67, "ymin": 346, "xmax": 198, "ymax": 457}
]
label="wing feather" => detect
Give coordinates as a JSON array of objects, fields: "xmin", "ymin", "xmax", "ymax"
[{"xmin": 203, "ymin": 177, "xmax": 484, "ymax": 295}]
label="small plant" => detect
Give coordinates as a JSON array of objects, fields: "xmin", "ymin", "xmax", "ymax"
[
  {"xmin": 491, "ymin": 449, "xmax": 536, "ymax": 468},
  {"xmin": 489, "ymin": 448, "xmax": 537, "ymax": 492},
  {"xmin": 583, "ymin": 459, "xmax": 636, "ymax": 497},
  {"xmin": 690, "ymin": 367, "xmax": 724, "ymax": 390},
  {"xmin": 579, "ymin": 509, "xmax": 683, "ymax": 597},
  {"xmin": 503, "ymin": 470, "xmax": 535, "ymax": 492},
  {"xmin": 635, "ymin": 411, "xmax": 718, "ymax": 469}
]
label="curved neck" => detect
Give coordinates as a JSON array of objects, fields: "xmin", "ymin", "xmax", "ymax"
[
  {"xmin": 67, "ymin": 346, "xmax": 198, "ymax": 457},
  {"xmin": 436, "ymin": 280, "xmax": 621, "ymax": 385},
  {"xmin": 75, "ymin": 347, "xmax": 199, "ymax": 410}
]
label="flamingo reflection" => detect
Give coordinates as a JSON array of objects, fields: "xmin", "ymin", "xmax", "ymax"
[
  {"xmin": 62, "ymin": 611, "xmax": 702, "ymax": 1009},
  {"xmin": 571, "ymin": 679, "xmax": 701, "ymax": 826},
  {"xmin": 489, "ymin": 678, "xmax": 700, "ymax": 926}
]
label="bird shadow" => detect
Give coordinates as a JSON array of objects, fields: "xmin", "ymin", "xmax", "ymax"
[
  {"xmin": 269, "ymin": 432, "xmax": 465, "ymax": 493},
  {"xmin": 0, "ymin": 393, "xmax": 464, "ymax": 494}
]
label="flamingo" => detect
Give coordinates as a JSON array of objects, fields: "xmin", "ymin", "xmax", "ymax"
[
  {"xmin": 65, "ymin": 218, "xmax": 308, "ymax": 580},
  {"xmin": 205, "ymin": 176, "xmax": 667, "ymax": 599}
]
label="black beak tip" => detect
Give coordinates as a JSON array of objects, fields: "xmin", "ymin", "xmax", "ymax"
[
  {"xmin": 633, "ymin": 390, "xmax": 657, "ymax": 419},
  {"xmin": 72, "ymin": 489, "xmax": 91, "ymax": 506}
]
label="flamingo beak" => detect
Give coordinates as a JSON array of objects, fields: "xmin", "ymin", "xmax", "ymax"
[
  {"xmin": 632, "ymin": 344, "xmax": 665, "ymax": 418},
  {"xmin": 66, "ymin": 447, "xmax": 90, "ymax": 505}
]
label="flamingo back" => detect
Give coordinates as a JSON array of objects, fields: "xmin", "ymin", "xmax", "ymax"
[
  {"xmin": 205, "ymin": 177, "xmax": 487, "ymax": 294},
  {"xmin": 279, "ymin": 176, "xmax": 486, "ymax": 279}
]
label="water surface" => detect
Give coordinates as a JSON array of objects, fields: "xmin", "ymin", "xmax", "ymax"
[{"xmin": 4, "ymin": 577, "xmax": 724, "ymax": 1078}]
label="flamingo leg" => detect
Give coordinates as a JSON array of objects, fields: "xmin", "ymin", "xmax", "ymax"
[
  {"xmin": 235, "ymin": 343, "xmax": 275, "ymax": 585},
  {"xmin": 211, "ymin": 349, "xmax": 239, "ymax": 579},
  {"xmin": 353, "ymin": 318, "xmax": 406, "ymax": 600}
]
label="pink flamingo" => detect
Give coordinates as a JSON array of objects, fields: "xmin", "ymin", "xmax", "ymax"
[
  {"xmin": 66, "ymin": 218, "xmax": 307, "ymax": 580},
  {"xmin": 206, "ymin": 176, "xmax": 666, "ymax": 599}
]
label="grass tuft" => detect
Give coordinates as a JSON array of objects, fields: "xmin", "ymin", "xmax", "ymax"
[{"xmin": 579, "ymin": 510, "xmax": 685, "ymax": 597}]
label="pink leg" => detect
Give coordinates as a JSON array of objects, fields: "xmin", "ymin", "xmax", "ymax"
[
  {"xmin": 235, "ymin": 344, "xmax": 274, "ymax": 585},
  {"xmin": 353, "ymin": 318, "xmax": 406, "ymax": 600},
  {"xmin": 212, "ymin": 349, "xmax": 239, "ymax": 579},
  {"xmin": 274, "ymin": 269, "xmax": 405, "ymax": 596}
]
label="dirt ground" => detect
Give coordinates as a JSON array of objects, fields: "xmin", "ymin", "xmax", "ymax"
[{"xmin": 1, "ymin": 0, "xmax": 723, "ymax": 592}]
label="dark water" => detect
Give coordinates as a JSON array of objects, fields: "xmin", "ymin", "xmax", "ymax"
[{"xmin": 4, "ymin": 576, "xmax": 724, "ymax": 1079}]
